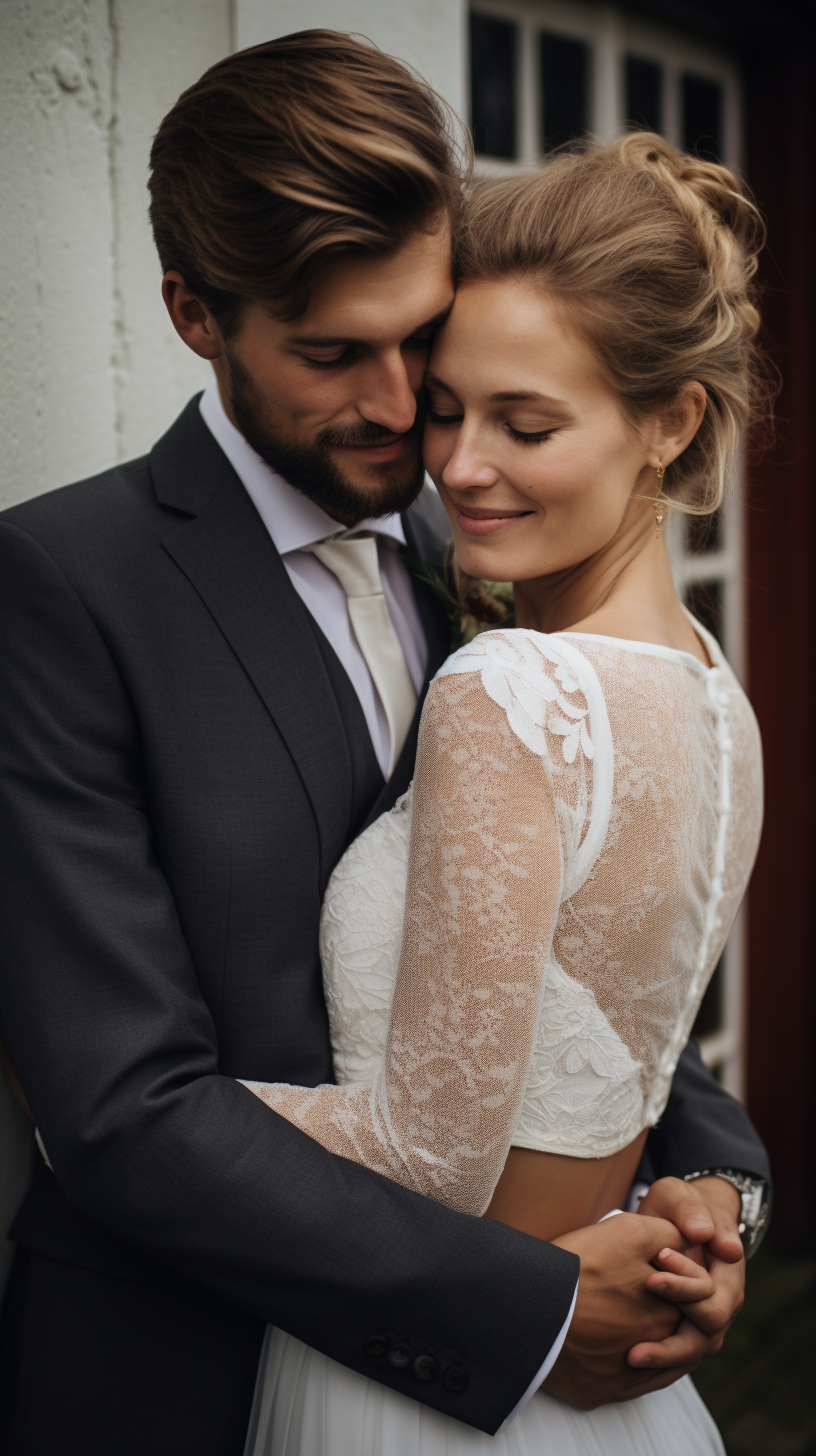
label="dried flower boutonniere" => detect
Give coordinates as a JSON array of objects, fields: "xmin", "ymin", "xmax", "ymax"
[{"xmin": 409, "ymin": 540, "xmax": 515, "ymax": 653}]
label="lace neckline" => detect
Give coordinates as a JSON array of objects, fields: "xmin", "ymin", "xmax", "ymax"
[{"xmin": 555, "ymin": 620, "xmax": 721, "ymax": 677}]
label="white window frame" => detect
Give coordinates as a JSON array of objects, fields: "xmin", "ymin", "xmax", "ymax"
[{"xmin": 469, "ymin": 2, "xmax": 747, "ymax": 1095}]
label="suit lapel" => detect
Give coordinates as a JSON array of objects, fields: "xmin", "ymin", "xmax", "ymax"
[{"xmin": 153, "ymin": 402, "xmax": 352, "ymax": 885}]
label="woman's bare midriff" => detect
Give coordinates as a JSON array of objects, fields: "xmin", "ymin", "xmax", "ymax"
[{"xmin": 484, "ymin": 1131, "xmax": 649, "ymax": 1243}]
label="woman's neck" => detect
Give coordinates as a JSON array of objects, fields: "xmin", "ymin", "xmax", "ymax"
[{"xmin": 512, "ymin": 502, "xmax": 709, "ymax": 664}]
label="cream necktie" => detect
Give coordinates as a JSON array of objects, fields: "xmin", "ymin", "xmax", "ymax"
[{"xmin": 308, "ymin": 535, "xmax": 417, "ymax": 777}]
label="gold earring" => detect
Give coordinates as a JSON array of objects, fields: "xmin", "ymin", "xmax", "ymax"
[{"xmin": 654, "ymin": 464, "xmax": 667, "ymax": 537}]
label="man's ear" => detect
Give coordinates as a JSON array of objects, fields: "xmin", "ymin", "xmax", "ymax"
[
  {"xmin": 647, "ymin": 382, "xmax": 707, "ymax": 469},
  {"xmin": 162, "ymin": 271, "xmax": 224, "ymax": 360}
]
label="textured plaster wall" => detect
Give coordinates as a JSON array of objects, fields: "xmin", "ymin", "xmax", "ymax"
[
  {"xmin": 0, "ymin": 0, "xmax": 232, "ymax": 1287},
  {"xmin": 0, "ymin": 0, "xmax": 232, "ymax": 512},
  {"xmin": 236, "ymin": 0, "xmax": 467, "ymax": 117}
]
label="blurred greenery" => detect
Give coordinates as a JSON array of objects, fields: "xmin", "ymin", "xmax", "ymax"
[{"xmin": 693, "ymin": 1240, "xmax": 816, "ymax": 1455}]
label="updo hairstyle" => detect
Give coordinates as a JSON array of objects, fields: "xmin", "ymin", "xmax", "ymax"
[{"xmin": 454, "ymin": 132, "xmax": 766, "ymax": 519}]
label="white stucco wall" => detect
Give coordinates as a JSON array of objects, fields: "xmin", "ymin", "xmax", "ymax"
[
  {"xmin": 0, "ymin": 0, "xmax": 232, "ymax": 512},
  {"xmin": 237, "ymin": 0, "xmax": 467, "ymax": 117}
]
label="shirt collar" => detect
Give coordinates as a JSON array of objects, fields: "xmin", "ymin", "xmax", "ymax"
[{"xmin": 199, "ymin": 380, "xmax": 407, "ymax": 556}]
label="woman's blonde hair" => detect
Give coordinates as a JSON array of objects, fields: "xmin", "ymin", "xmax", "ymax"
[{"xmin": 455, "ymin": 131, "xmax": 767, "ymax": 518}]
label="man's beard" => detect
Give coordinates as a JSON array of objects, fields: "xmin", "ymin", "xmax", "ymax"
[{"xmin": 225, "ymin": 350, "xmax": 426, "ymax": 527}]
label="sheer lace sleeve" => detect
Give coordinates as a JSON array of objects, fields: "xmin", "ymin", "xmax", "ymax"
[{"xmin": 243, "ymin": 657, "xmax": 564, "ymax": 1217}]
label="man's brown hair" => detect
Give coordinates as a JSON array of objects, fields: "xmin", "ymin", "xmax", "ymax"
[{"xmin": 148, "ymin": 30, "xmax": 464, "ymax": 334}]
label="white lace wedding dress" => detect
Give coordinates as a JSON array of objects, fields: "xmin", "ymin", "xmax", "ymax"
[{"xmin": 241, "ymin": 620, "xmax": 762, "ymax": 1456}]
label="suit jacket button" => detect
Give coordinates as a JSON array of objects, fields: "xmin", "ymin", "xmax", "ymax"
[
  {"xmin": 443, "ymin": 1365, "xmax": 468, "ymax": 1393},
  {"xmin": 364, "ymin": 1336, "xmax": 386, "ymax": 1358},
  {"xmin": 388, "ymin": 1342, "xmax": 413, "ymax": 1368},
  {"xmin": 413, "ymin": 1354, "xmax": 436, "ymax": 1382}
]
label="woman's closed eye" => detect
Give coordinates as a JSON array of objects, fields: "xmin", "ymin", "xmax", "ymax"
[
  {"xmin": 506, "ymin": 423, "xmax": 556, "ymax": 445},
  {"xmin": 426, "ymin": 409, "xmax": 557, "ymax": 445},
  {"xmin": 426, "ymin": 408, "xmax": 463, "ymax": 425}
]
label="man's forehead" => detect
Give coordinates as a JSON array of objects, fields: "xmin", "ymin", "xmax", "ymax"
[{"xmin": 288, "ymin": 228, "xmax": 454, "ymax": 344}]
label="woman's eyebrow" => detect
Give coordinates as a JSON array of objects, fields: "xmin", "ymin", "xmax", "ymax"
[{"xmin": 489, "ymin": 390, "xmax": 571, "ymax": 408}]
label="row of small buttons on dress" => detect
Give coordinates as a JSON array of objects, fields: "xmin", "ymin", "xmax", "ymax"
[{"xmin": 364, "ymin": 1336, "xmax": 468, "ymax": 1391}]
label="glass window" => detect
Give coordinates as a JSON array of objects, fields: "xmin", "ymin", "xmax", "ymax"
[
  {"xmin": 685, "ymin": 578, "xmax": 724, "ymax": 645},
  {"xmin": 686, "ymin": 508, "xmax": 723, "ymax": 555},
  {"xmin": 682, "ymin": 74, "xmax": 723, "ymax": 161},
  {"xmin": 540, "ymin": 32, "xmax": 589, "ymax": 152},
  {"xmin": 470, "ymin": 13, "xmax": 518, "ymax": 159},
  {"xmin": 625, "ymin": 56, "xmax": 663, "ymax": 134}
]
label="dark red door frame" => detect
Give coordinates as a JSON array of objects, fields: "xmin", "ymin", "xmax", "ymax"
[{"xmin": 743, "ymin": 37, "xmax": 816, "ymax": 1245}]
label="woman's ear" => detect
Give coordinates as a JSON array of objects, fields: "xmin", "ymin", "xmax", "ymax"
[{"xmin": 647, "ymin": 382, "xmax": 707, "ymax": 469}]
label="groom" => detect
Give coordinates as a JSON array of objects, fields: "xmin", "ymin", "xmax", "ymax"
[{"xmin": 0, "ymin": 30, "xmax": 769, "ymax": 1456}]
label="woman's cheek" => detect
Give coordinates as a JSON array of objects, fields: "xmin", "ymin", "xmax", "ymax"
[{"xmin": 421, "ymin": 426, "xmax": 448, "ymax": 487}]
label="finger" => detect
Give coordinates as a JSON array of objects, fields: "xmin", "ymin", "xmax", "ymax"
[
  {"xmin": 652, "ymin": 1247, "xmax": 710, "ymax": 1279},
  {"xmin": 613, "ymin": 1363, "xmax": 699, "ymax": 1400},
  {"xmin": 677, "ymin": 1258, "xmax": 744, "ymax": 1334},
  {"xmin": 640, "ymin": 1178, "xmax": 716, "ymax": 1245},
  {"xmin": 706, "ymin": 1203, "xmax": 745, "ymax": 1265},
  {"xmin": 634, "ymin": 1212, "xmax": 688, "ymax": 1257},
  {"xmin": 646, "ymin": 1249, "xmax": 715, "ymax": 1303},
  {"xmin": 628, "ymin": 1317, "xmax": 715, "ymax": 1370}
]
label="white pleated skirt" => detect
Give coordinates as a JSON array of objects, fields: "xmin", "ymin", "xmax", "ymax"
[{"xmin": 244, "ymin": 1327, "xmax": 725, "ymax": 1456}]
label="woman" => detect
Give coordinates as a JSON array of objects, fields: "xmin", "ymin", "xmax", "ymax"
[{"xmin": 241, "ymin": 133, "xmax": 764, "ymax": 1454}]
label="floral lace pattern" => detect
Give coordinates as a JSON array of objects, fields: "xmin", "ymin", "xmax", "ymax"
[{"xmin": 244, "ymin": 627, "xmax": 762, "ymax": 1199}]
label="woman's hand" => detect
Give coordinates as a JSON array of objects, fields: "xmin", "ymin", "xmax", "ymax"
[
  {"xmin": 544, "ymin": 1212, "xmax": 694, "ymax": 1409},
  {"xmin": 627, "ymin": 1175, "xmax": 746, "ymax": 1372}
]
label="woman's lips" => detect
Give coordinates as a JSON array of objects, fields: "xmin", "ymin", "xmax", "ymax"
[{"xmin": 455, "ymin": 507, "xmax": 531, "ymax": 536}]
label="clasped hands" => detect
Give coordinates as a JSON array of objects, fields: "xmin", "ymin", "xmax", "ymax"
[{"xmin": 544, "ymin": 1175, "xmax": 745, "ymax": 1409}]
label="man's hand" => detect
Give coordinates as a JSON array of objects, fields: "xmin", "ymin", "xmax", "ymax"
[
  {"xmin": 627, "ymin": 1175, "xmax": 745, "ymax": 1374},
  {"xmin": 543, "ymin": 1213, "xmax": 707, "ymax": 1410}
]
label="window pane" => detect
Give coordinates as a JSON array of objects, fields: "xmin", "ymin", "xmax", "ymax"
[
  {"xmin": 540, "ymin": 32, "xmax": 589, "ymax": 153},
  {"xmin": 685, "ymin": 578, "xmax": 724, "ymax": 644},
  {"xmin": 686, "ymin": 508, "xmax": 723, "ymax": 555},
  {"xmin": 625, "ymin": 56, "xmax": 663, "ymax": 134},
  {"xmin": 682, "ymin": 74, "xmax": 723, "ymax": 161},
  {"xmin": 470, "ymin": 13, "xmax": 517, "ymax": 159}
]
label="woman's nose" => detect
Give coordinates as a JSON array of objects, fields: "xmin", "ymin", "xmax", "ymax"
[{"xmin": 442, "ymin": 431, "xmax": 499, "ymax": 493}]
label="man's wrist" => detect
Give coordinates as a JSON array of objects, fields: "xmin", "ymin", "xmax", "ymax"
[{"xmin": 684, "ymin": 1169, "xmax": 770, "ymax": 1257}]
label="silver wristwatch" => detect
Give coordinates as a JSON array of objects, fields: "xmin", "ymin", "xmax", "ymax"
[{"xmin": 683, "ymin": 1168, "xmax": 770, "ymax": 1257}]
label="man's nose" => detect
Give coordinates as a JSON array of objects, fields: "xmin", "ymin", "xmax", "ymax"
[{"xmin": 355, "ymin": 351, "xmax": 418, "ymax": 435}]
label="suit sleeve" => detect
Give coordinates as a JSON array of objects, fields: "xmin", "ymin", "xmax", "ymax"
[
  {"xmin": 0, "ymin": 520, "xmax": 578, "ymax": 1437},
  {"xmin": 642, "ymin": 1037, "xmax": 771, "ymax": 1184}
]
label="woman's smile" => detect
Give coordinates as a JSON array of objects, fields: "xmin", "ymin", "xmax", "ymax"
[{"xmin": 454, "ymin": 502, "xmax": 535, "ymax": 535}]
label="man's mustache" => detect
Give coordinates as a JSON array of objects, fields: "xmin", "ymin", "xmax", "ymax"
[{"xmin": 317, "ymin": 413, "xmax": 423, "ymax": 452}]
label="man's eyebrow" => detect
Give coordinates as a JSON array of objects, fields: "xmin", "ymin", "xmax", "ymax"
[{"xmin": 288, "ymin": 305, "xmax": 453, "ymax": 349}]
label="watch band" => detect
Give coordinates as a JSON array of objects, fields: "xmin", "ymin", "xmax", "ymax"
[{"xmin": 683, "ymin": 1168, "xmax": 770, "ymax": 1257}]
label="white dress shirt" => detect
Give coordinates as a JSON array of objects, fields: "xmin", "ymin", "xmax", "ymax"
[
  {"xmin": 199, "ymin": 378, "xmax": 576, "ymax": 1420},
  {"xmin": 199, "ymin": 381, "xmax": 427, "ymax": 777}
]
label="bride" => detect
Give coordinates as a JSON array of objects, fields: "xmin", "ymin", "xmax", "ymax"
[{"xmin": 240, "ymin": 133, "xmax": 764, "ymax": 1454}]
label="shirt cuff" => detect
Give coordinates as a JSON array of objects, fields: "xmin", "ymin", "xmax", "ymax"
[{"xmin": 495, "ymin": 1280, "xmax": 579, "ymax": 1433}]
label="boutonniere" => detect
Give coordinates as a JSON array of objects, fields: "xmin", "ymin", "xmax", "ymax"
[{"xmin": 408, "ymin": 542, "xmax": 515, "ymax": 652}]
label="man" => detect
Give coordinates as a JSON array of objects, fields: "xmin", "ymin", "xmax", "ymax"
[{"xmin": 0, "ymin": 31, "xmax": 769, "ymax": 1456}]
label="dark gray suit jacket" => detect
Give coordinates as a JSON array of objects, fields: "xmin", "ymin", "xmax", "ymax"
[{"xmin": 0, "ymin": 398, "xmax": 769, "ymax": 1436}]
